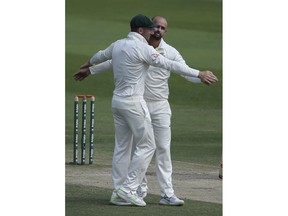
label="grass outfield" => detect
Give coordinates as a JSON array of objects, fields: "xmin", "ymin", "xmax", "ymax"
[
  {"xmin": 66, "ymin": 0, "xmax": 222, "ymax": 215},
  {"xmin": 66, "ymin": 184, "xmax": 222, "ymax": 216}
]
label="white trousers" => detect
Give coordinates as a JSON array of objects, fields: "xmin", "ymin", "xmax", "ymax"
[
  {"xmin": 138, "ymin": 100, "xmax": 174, "ymax": 197},
  {"xmin": 111, "ymin": 95, "xmax": 156, "ymax": 193}
]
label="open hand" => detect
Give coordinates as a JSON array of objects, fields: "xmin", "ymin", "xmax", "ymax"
[
  {"xmin": 198, "ymin": 70, "xmax": 218, "ymax": 85},
  {"xmin": 73, "ymin": 67, "xmax": 91, "ymax": 81}
]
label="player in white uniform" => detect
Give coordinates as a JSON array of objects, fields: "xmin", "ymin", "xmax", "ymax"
[
  {"xmin": 141, "ymin": 16, "xmax": 205, "ymax": 205},
  {"xmin": 74, "ymin": 14, "xmax": 218, "ymax": 207}
]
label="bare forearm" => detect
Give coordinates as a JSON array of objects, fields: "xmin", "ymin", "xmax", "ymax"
[{"xmin": 80, "ymin": 61, "xmax": 92, "ymax": 69}]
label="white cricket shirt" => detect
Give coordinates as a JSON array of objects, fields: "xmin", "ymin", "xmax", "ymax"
[
  {"xmin": 144, "ymin": 39, "xmax": 201, "ymax": 101},
  {"xmin": 89, "ymin": 32, "xmax": 199, "ymax": 97}
]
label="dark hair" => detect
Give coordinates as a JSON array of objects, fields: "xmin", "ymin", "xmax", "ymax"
[{"xmin": 131, "ymin": 27, "xmax": 139, "ymax": 32}]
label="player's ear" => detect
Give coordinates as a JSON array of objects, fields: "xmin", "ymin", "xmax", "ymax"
[{"xmin": 138, "ymin": 27, "xmax": 144, "ymax": 34}]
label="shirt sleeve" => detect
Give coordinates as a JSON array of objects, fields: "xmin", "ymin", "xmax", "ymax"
[
  {"xmin": 170, "ymin": 48, "xmax": 186, "ymax": 64},
  {"xmin": 89, "ymin": 42, "xmax": 115, "ymax": 64},
  {"xmin": 89, "ymin": 60, "xmax": 113, "ymax": 75},
  {"xmin": 183, "ymin": 76, "xmax": 202, "ymax": 83},
  {"xmin": 170, "ymin": 46, "xmax": 201, "ymax": 82},
  {"xmin": 142, "ymin": 45, "xmax": 199, "ymax": 77}
]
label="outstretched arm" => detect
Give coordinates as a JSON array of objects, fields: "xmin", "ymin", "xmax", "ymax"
[
  {"xmin": 73, "ymin": 60, "xmax": 113, "ymax": 81},
  {"xmin": 143, "ymin": 46, "xmax": 217, "ymax": 83},
  {"xmin": 74, "ymin": 42, "xmax": 115, "ymax": 80},
  {"xmin": 183, "ymin": 76, "xmax": 202, "ymax": 84},
  {"xmin": 169, "ymin": 48, "xmax": 218, "ymax": 85},
  {"xmin": 89, "ymin": 60, "xmax": 112, "ymax": 75},
  {"xmin": 183, "ymin": 71, "xmax": 218, "ymax": 85}
]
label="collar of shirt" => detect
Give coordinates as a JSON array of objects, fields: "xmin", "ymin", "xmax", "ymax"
[
  {"xmin": 155, "ymin": 39, "xmax": 167, "ymax": 57},
  {"xmin": 127, "ymin": 32, "xmax": 149, "ymax": 45}
]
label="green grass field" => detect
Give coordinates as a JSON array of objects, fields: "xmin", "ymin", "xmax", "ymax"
[
  {"xmin": 66, "ymin": 185, "xmax": 222, "ymax": 216},
  {"xmin": 66, "ymin": 0, "xmax": 222, "ymax": 215}
]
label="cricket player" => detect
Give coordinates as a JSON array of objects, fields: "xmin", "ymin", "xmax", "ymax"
[{"xmin": 74, "ymin": 14, "xmax": 218, "ymax": 207}]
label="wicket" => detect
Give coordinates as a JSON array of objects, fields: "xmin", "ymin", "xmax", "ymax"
[{"xmin": 73, "ymin": 95, "xmax": 95, "ymax": 165}]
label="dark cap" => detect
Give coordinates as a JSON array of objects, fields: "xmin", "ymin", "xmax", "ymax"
[{"xmin": 130, "ymin": 14, "xmax": 156, "ymax": 29}]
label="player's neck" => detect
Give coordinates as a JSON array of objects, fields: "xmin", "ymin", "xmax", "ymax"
[{"xmin": 149, "ymin": 38, "xmax": 161, "ymax": 49}]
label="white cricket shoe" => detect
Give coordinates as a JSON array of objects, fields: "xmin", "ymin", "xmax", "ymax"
[
  {"xmin": 110, "ymin": 190, "xmax": 132, "ymax": 206},
  {"xmin": 159, "ymin": 194, "xmax": 185, "ymax": 206},
  {"xmin": 136, "ymin": 188, "xmax": 147, "ymax": 200},
  {"xmin": 117, "ymin": 188, "xmax": 146, "ymax": 207}
]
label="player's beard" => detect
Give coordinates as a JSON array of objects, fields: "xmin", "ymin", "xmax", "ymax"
[{"xmin": 151, "ymin": 31, "xmax": 162, "ymax": 40}]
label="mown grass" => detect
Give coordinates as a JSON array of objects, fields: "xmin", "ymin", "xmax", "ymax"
[{"xmin": 66, "ymin": 184, "xmax": 222, "ymax": 216}]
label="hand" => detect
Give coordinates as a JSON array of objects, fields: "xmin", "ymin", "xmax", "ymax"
[
  {"xmin": 73, "ymin": 67, "xmax": 91, "ymax": 81},
  {"xmin": 198, "ymin": 70, "xmax": 218, "ymax": 85}
]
